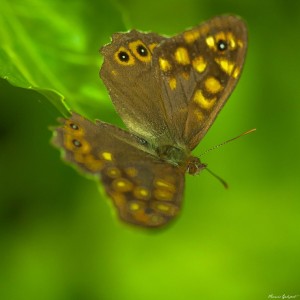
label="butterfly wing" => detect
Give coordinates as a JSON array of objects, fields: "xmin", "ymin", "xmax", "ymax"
[
  {"xmin": 52, "ymin": 113, "xmax": 185, "ymax": 228},
  {"xmin": 100, "ymin": 16, "xmax": 247, "ymax": 152},
  {"xmin": 152, "ymin": 15, "xmax": 248, "ymax": 150},
  {"xmin": 100, "ymin": 31, "xmax": 173, "ymax": 146}
]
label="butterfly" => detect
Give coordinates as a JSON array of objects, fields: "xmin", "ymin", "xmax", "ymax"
[{"xmin": 52, "ymin": 15, "xmax": 248, "ymax": 228}]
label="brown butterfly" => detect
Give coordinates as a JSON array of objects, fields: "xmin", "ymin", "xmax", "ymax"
[{"xmin": 52, "ymin": 15, "xmax": 248, "ymax": 228}]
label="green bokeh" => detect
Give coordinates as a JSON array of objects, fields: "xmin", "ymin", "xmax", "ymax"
[{"xmin": 1, "ymin": 0, "xmax": 300, "ymax": 300}]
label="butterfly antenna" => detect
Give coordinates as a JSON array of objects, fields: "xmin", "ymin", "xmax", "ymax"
[
  {"xmin": 205, "ymin": 168, "xmax": 229, "ymax": 189},
  {"xmin": 201, "ymin": 129, "xmax": 256, "ymax": 189},
  {"xmin": 199, "ymin": 128, "xmax": 256, "ymax": 157}
]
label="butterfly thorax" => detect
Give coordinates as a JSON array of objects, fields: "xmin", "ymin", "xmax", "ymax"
[
  {"xmin": 155, "ymin": 144, "xmax": 187, "ymax": 163},
  {"xmin": 155, "ymin": 144, "xmax": 206, "ymax": 175}
]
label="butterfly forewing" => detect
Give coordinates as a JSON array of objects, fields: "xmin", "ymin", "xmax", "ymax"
[
  {"xmin": 100, "ymin": 16, "xmax": 247, "ymax": 152},
  {"xmin": 100, "ymin": 31, "xmax": 172, "ymax": 146},
  {"xmin": 53, "ymin": 113, "xmax": 185, "ymax": 227},
  {"xmin": 152, "ymin": 15, "xmax": 248, "ymax": 150}
]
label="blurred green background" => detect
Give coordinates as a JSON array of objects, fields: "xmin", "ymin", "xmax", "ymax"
[{"xmin": 1, "ymin": 0, "xmax": 299, "ymax": 299}]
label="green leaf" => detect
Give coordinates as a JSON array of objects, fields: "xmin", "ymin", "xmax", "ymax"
[{"xmin": 0, "ymin": 0, "xmax": 126, "ymax": 116}]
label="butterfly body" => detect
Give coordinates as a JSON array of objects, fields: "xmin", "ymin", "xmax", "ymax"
[{"xmin": 53, "ymin": 15, "xmax": 247, "ymax": 228}]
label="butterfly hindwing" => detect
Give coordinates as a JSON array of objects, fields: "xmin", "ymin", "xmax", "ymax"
[{"xmin": 52, "ymin": 113, "xmax": 185, "ymax": 227}]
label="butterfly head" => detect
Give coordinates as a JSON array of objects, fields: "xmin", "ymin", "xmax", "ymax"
[{"xmin": 186, "ymin": 156, "xmax": 207, "ymax": 175}]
